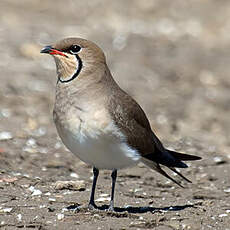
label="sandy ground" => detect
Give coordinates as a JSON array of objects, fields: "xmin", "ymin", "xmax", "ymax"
[{"xmin": 0, "ymin": 0, "xmax": 230, "ymax": 229}]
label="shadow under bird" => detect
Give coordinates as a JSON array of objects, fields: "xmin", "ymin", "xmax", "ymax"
[{"xmin": 41, "ymin": 37, "xmax": 201, "ymax": 211}]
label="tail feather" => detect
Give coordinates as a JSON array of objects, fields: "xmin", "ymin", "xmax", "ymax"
[
  {"xmin": 168, "ymin": 150, "xmax": 202, "ymax": 161},
  {"xmin": 156, "ymin": 165, "xmax": 184, "ymax": 188},
  {"xmin": 169, "ymin": 167, "xmax": 192, "ymax": 183},
  {"xmin": 141, "ymin": 158, "xmax": 184, "ymax": 188},
  {"xmin": 144, "ymin": 151, "xmax": 189, "ymax": 168},
  {"xmin": 141, "ymin": 149, "xmax": 201, "ymax": 187}
]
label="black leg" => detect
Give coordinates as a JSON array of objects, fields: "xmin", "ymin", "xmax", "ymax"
[
  {"xmin": 108, "ymin": 169, "xmax": 117, "ymax": 211},
  {"xmin": 88, "ymin": 167, "xmax": 99, "ymax": 209}
]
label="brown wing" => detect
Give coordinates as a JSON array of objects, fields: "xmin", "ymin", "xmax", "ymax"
[
  {"xmin": 108, "ymin": 86, "xmax": 163, "ymax": 156},
  {"xmin": 107, "ymin": 82, "xmax": 189, "ymax": 168},
  {"xmin": 107, "ymin": 81, "xmax": 202, "ymax": 186}
]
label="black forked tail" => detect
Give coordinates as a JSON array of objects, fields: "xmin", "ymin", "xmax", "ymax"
[
  {"xmin": 169, "ymin": 167, "xmax": 192, "ymax": 183},
  {"xmin": 143, "ymin": 149, "xmax": 201, "ymax": 169},
  {"xmin": 141, "ymin": 149, "xmax": 201, "ymax": 187},
  {"xmin": 167, "ymin": 150, "xmax": 202, "ymax": 161}
]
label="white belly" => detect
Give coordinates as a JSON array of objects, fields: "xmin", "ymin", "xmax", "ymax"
[{"xmin": 55, "ymin": 119, "xmax": 141, "ymax": 170}]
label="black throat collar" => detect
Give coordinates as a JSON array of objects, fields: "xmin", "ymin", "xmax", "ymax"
[{"xmin": 58, "ymin": 54, "xmax": 82, "ymax": 83}]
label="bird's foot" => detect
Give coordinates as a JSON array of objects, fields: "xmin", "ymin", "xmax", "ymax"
[
  {"xmin": 88, "ymin": 202, "xmax": 97, "ymax": 210},
  {"xmin": 107, "ymin": 204, "xmax": 115, "ymax": 212}
]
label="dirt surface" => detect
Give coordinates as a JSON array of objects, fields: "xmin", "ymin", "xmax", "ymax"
[{"xmin": 1, "ymin": 1, "xmax": 230, "ymax": 229}]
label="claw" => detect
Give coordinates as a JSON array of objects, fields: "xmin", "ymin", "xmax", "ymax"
[
  {"xmin": 88, "ymin": 202, "xmax": 97, "ymax": 210},
  {"xmin": 107, "ymin": 205, "xmax": 115, "ymax": 212}
]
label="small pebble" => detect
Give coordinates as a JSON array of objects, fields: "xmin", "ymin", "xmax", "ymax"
[
  {"xmin": 134, "ymin": 188, "xmax": 143, "ymax": 192},
  {"xmin": 23, "ymin": 147, "xmax": 37, "ymax": 153},
  {"xmin": 26, "ymin": 138, "xmax": 37, "ymax": 147},
  {"xmin": 32, "ymin": 190, "xmax": 42, "ymax": 196},
  {"xmin": 28, "ymin": 186, "xmax": 42, "ymax": 196},
  {"xmin": 93, "ymin": 214, "xmax": 100, "ymax": 219},
  {"xmin": 61, "ymin": 208, "xmax": 68, "ymax": 213},
  {"xmin": 17, "ymin": 214, "xmax": 22, "ymax": 222},
  {"xmin": 99, "ymin": 193, "xmax": 109, "ymax": 197},
  {"xmin": 0, "ymin": 131, "xmax": 13, "ymax": 140},
  {"xmin": 63, "ymin": 191, "xmax": 73, "ymax": 195},
  {"xmin": 213, "ymin": 156, "xmax": 225, "ymax": 164},
  {"xmin": 33, "ymin": 215, "xmax": 38, "ymax": 220},
  {"xmin": 57, "ymin": 213, "xmax": 64, "ymax": 220},
  {"xmin": 0, "ymin": 177, "xmax": 17, "ymax": 183},
  {"xmin": 55, "ymin": 142, "xmax": 62, "ymax": 149},
  {"xmin": 70, "ymin": 172, "xmax": 79, "ymax": 178},
  {"xmin": 1, "ymin": 208, "xmax": 13, "ymax": 213},
  {"xmin": 224, "ymin": 188, "xmax": 230, "ymax": 193},
  {"xmin": 219, "ymin": 214, "xmax": 228, "ymax": 217},
  {"xmin": 23, "ymin": 174, "xmax": 30, "ymax": 178},
  {"xmin": 54, "ymin": 180, "xmax": 86, "ymax": 191},
  {"xmin": 95, "ymin": 197, "xmax": 110, "ymax": 202}
]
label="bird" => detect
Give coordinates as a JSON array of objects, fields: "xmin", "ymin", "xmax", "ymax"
[{"xmin": 40, "ymin": 37, "xmax": 201, "ymax": 211}]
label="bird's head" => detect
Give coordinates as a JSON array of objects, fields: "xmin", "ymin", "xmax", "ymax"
[{"xmin": 41, "ymin": 37, "xmax": 106, "ymax": 83}]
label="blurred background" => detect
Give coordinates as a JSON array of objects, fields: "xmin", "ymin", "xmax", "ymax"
[
  {"xmin": 0, "ymin": 1, "xmax": 230, "ymax": 228},
  {"xmin": 1, "ymin": 0, "xmax": 230, "ymax": 155}
]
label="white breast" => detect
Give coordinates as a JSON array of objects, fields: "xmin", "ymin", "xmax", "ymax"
[{"xmin": 54, "ymin": 110, "xmax": 141, "ymax": 170}]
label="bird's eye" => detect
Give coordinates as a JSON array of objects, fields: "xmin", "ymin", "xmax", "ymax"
[{"xmin": 69, "ymin": 45, "xmax": 82, "ymax": 54}]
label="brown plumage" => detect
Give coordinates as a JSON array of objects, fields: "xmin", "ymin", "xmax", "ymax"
[{"xmin": 41, "ymin": 37, "xmax": 201, "ymax": 210}]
